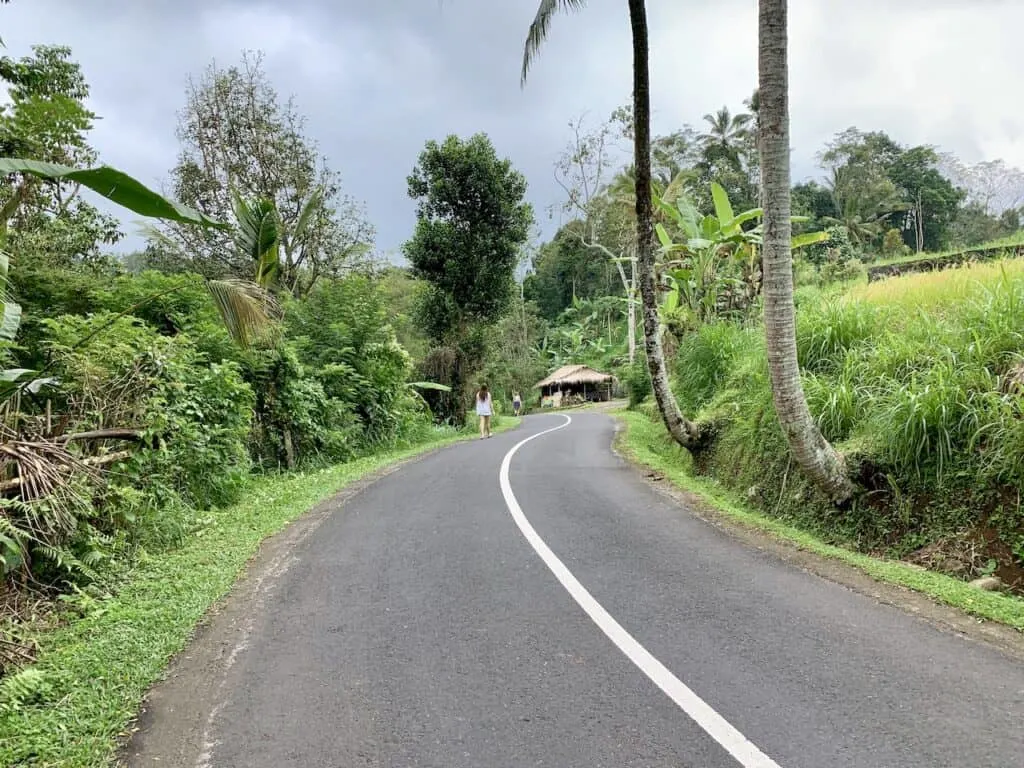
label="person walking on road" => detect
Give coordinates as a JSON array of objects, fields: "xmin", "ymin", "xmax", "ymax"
[
  {"xmin": 475, "ymin": 384, "xmax": 493, "ymax": 439},
  {"xmin": 512, "ymin": 391, "xmax": 522, "ymax": 417}
]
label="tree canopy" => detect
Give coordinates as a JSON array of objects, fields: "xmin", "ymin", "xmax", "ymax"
[
  {"xmin": 404, "ymin": 132, "xmax": 533, "ymax": 339},
  {"xmin": 156, "ymin": 52, "xmax": 374, "ymax": 296}
]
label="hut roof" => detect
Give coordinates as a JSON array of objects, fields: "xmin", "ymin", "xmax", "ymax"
[{"xmin": 534, "ymin": 364, "xmax": 614, "ymax": 389}]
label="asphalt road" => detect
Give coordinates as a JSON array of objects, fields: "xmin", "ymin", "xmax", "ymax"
[{"xmin": 127, "ymin": 413, "xmax": 1024, "ymax": 768}]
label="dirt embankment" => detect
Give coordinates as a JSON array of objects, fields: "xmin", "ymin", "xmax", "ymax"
[{"xmin": 867, "ymin": 244, "xmax": 1024, "ymax": 282}]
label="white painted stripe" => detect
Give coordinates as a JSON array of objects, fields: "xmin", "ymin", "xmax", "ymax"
[{"xmin": 499, "ymin": 415, "xmax": 782, "ymax": 768}]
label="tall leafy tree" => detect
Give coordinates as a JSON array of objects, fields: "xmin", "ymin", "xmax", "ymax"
[
  {"xmin": 887, "ymin": 146, "xmax": 963, "ymax": 252},
  {"xmin": 403, "ymin": 133, "xmax": 532, "ymax": 422},
  {"xmin": 523, "ymin": 221, "xmax": 618, "ymax": 321},
  {"xmin": 522, "ymin": 0, "xmax": 704, "ymax": 448},
  {"xmin": 160, "ymin": 52, "xmax": 373, "ymax": 296},
  {"xmin": 819, "ymin": 128, "xmax": 962, "ymax": 251},
  {"xmin": 791, "ymin": 180, "xmax": 836, "ymax": 227},
  {"xmin": 759, "ymin": 0, "xmax": 855, "ymax": 503},
  {"xmin": 823, "ymin": 164, "xmax": 904, "ymax": 245},
  {"xmin": 0, "ymin": 45, "xmax": 122, "ymax": 266}
]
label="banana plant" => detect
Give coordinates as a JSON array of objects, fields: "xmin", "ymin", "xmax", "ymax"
[
  {"xmin": 0, "ymin": 245, "xmax": 55, "ymax": 402},
  {"xmin": 653, "ymin": 182, "xmax": 828, "ymax": 323},
  {"xmin": 0, "ymin": 159, "xmax": 228, "ymax": 228}
]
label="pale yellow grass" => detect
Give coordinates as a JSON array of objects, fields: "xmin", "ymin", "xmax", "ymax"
[{"xmin": 849, "ymin": 259, "xmax": 1024, "ymax": 312}]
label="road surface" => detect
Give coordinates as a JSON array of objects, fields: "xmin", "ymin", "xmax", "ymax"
[{"xmin": 126, "ymin": 413, "xmax": 1024, "ymax": 768}]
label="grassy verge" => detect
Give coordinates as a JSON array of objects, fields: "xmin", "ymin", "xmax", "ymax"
[
  {"xmin": 614, "ymin": 408, "xmax": 1024, "ymax": 631},
  {"xmin": 0, "ymin": 418, "xmax": 519, "ymax": 768}
]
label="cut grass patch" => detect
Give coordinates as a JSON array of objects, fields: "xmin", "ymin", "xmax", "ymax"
[
  {"xmin": 613, "ymin": 408, "xmax": 1024, "ymax": 631},
  {"xmin": 0, "ymin": 419, "xmax": 519, "ymax": 768}
]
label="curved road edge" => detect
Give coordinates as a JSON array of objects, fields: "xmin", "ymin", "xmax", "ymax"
[{"xmin": 607, "ymin": 410, "xmax": 1024, "ymax": 662}]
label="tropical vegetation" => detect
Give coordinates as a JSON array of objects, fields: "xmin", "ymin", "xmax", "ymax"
[{"xmin": 2, "ymin": 4, "xmax": 1024, "ymax": 765}]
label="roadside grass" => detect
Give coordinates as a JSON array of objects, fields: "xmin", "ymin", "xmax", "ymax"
[
  {"xmin": 669, "ymin": 260, "xmax": 1024, "ymax": 583},
  {"xmin": 614, "ymin": 408, "xmax": 1024, "ymax": 631},
  {"xmin": 0, "ymin": 417, "xmax": 519, "ymax": 768}
]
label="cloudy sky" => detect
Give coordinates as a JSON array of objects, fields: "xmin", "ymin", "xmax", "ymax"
[{"xmin": 4, "ymin": 0, "xmax": 1023, "ymax": 260}]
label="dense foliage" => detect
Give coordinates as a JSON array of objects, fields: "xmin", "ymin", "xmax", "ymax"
[
  {"xmin": 0, "ymin": 48, "xmax": 447, "ymax": 614},
  {"xmin": 513, "ymin": 97, "xmax": 1024, "ymax": 591}
]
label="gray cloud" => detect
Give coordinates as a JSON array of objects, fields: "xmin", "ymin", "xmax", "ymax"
[{"xmin": 3, "ymin": 0, "xmax": 1023, "ymax": 260}]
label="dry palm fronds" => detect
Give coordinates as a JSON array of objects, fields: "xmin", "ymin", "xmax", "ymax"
[{"xmin": 0, "ymin": 439, "xmax": 96, "ymax": 541}]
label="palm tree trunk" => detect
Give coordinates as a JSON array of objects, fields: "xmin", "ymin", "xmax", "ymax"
[
  {"xmin": 627, "ymin": 257, "xmax": 637, "ymax": 364},
  {"xmin": 614, "ymin": 253, "xmax": 637, "ymax": 364},
  {"xmin": 628, "ymin": 0, "xmax": 701, "ymax": 448},
  {"xmin": 758, "ymin": 0, "xmax": 855, "ymax": 503}
]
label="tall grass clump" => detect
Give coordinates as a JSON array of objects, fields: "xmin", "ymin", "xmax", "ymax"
[
  {"xmin": 672, "ymin": 322, "xmax": 760, "ymax": 414},
  {"xmin": 796, "ymin": 299, "xmax": 882, "ymax": 374},
  {"xmin": 656, "ymin": 258, "xmax": 1024, "ymax": 572}
]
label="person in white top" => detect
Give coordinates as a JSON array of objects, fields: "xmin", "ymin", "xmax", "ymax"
[{"xmin": 475, "ymin": 384, "xmax": 493, "ymax": 439}]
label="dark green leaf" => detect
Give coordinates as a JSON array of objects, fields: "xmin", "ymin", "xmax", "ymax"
[
  {"xmin": 0, "ymin": 158, "xmax": 229, "ymax": 228},
  {"xmin": 0, "ymin": 300, "xmax": 20, "ymax": 342}
]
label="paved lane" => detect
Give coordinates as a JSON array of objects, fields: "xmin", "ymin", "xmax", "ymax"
[{"xmin": 126, "ymin": 413, "xmax": 1024, "ymax": 768}]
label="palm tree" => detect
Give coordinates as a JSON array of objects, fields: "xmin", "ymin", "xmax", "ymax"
[
  {"xmin": 757, "ymin": 0, "xmax": 855, "ymax": 503},
  {"xmin": 522, "ymin": 0, "xmax": 702, "ymax": 447},
  {"xmin": 744, "ymin": 89, "xmax": 760, "ymax": 124},
  {"xmin": 824, "ymin": 166, "xmax": 906, "ymax": 245},
  {"xmin": 700, "ymin": 107, "xmax": 752, "ymax": 163}
]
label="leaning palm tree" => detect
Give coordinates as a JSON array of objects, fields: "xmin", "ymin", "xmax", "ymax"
[
  {"xmin": 757, "ymin": 0, "xmax": 855, "ymax": 503},
  {"xmin": 522, "ymin": 0, "xmax": 702, "ymax": 447}
]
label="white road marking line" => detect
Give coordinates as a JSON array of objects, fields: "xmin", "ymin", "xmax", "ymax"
[{"xmin": 498, "ymin": 414, "xmax": 783, "ymax": 768}]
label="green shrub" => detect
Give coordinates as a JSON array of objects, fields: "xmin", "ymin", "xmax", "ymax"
[
  {"xmin": 673, "ymin": 322, "xmax": 758, "ymax": 413},
  {"xmin": 92, "ymin": 270, "xmax": 238, "ymax": 364},
  {"xmin": 623, "ymin": 359, "xmax": 652, "ymax": 408},
  {"xmin": 882, "ymin": 228, "xmax": 910, "ymax": 258},
  {"xmin": 287, "ymin": 276, "xmax": 420, "ymax": 448},
  {"xmin": 819, "ymin": 257, "xmax": 866, "ymax": 285},
  {"xmin": 4, "ymin": 314, "xmax": 255, "ymax": 585},
  {"xmin": 43, "ymin": 314, "xmax": 254, "ymax": 507},
  {"xmin": 246, "ymin": 345, "xmax": 357, "ymax": 470}
]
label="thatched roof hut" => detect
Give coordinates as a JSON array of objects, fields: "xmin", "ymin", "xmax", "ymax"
[
  {"xmin": 534, "ymin": 365, "xmax": 615, "ymax": 405},
  {"xmin": 535, "ymin": 364, "xmax": 614, "ymax": 389}
]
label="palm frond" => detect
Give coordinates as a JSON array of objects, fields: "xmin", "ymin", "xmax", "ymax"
[
  {"xmin": 292, "ymin": 187, "xmax": 325, "ymax": 243},
  {"xmin": 0, "ymin": 438, "xmax": 95, "ymax": 541},
  {"xmin": 521, "ymin": 0, "xmax": 587, "ymax": 86},
  {"xmin": 206, "ymin": 278, "xmax": 281, "ymax": 349},
  {"xmin": 231, "ymin": 192, "xmax": 281, "ymax": 288}
]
